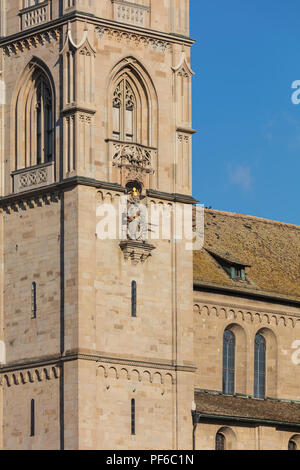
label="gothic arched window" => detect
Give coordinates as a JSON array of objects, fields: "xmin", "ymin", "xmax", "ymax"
[
  {"xmin": 222, "ymin": 329, "xmax": 235, "ymax": 395},
  {"xmin": 288, "ymin": 439, "xmax": 297, "ymax": 451},
  {"xmin": 113, "ymin": 78, "xmax": 136, "ymax": 142},
  {"xmin": 15, "ymin": 62, "xmax": 55, "ymax": 171},
  {"xmin": 216, "ymin": 432, "xmax": 226, "ymax": 451},
  {"xmin": 36, "ymin": 76, "xmax": 53, "ymax": 164},
  {"xmin": 254, "ymin": 333, "xmax": 266, "ymax": 399}
]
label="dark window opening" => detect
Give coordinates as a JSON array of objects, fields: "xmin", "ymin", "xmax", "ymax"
[
  {"xmin": 36, "ymin": 78, "xmax": 54, "ymax": 165},
  {"xmin": 288, "ymin": 440, "xmax": 297, "ymax": 451},
  {"xmin": 131, "ymin": 399, "xmax": 135, "ymax": 436},
  {"xmin": 131, "ymin": 281, "xmax": 137, "ymax": 318},
  {"xmin": 216, "ymin": 432, "xmax": 226, "ymax": 451},
  {"xmin": 30, "ymin": 399, "xmax": 35, "ymax": 437},
  {"xmin": 223, "ymin": 329, "xmax": 235, "ymax": 395},
  {"xmin": 228, "ymin": 265, "xmax": 246, "ymax": 281},
  {"xmin": 254, "ymin": 333, "xmax": 266, "ymax": 399},
  {"xmin": 32, "ymin": 282, "xmax": 37, "ymax": 319}
]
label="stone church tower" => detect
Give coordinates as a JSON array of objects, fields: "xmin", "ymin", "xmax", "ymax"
[{"xmin": 0, "ymin": 0, "xmax": 197, "ymax": 450}]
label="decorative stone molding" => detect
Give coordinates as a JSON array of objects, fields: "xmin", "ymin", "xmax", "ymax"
[
  {"xmin": 194, "ymin": 303, "xmax": 298, "ymax": 328},
  {"xmin": 2, "ymin": 28, "xmax": 61, "ymax": 56},
  {"xmin": 119, "ymin": 240, "xmax": 155, "ymax": 264},
  {"xmin": 2, "ymin": 365, "xmax": 60, "ymax": 387},
  {"xmin": 12, "ymin": 161, "xmax": 55, "ymax": 194},
  {"xmin": 60, "ymin": 22, "xmax": 96, "ymax": 56},
  {"xmin": 172, "ymin": 50, "xmax": 194, "ymax": 77},
  {"xmin": 20, "ymin": 1, "xmax": 51, "ymax": 31},
  {"xmin": 112, "ymin": 0, "xmax": 150, "ymax": 28},
  {"xmin": 109, "ymin": 140, "xmax": 156, "ymax": 188},
  {"xmin": 177, "ymin": 133, "xmax": 190, "ymax": 144},
  {"xmin": 1, "ymin": 193, "xmax": 60, "ymax": 215},
  {"xmin": 112, "ymin": 141, "xmax": 154, "ymax": 171},
  {"xmin": 98, "ymin": 363, "xmax": 175, "ymax": 385},
  {"xmin": 95, "ymin": 26, "xmax": 170, "ymax": 53}
]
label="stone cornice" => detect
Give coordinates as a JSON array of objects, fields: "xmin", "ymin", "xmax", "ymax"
[
  {"xmin": 61, "ymin": 105, "xmax": 97, "ymax": 116},
  {"xmin": 193, "ymin": 297, "xmax": 300, "ymax": 318},
  {"xmin": 1, "ymin": 27, "xmax": 61, "ymax": 56},
  {"xmin": 176, "ymin": 127, "xmax": 197, "ymax": 135},
  {"xmin": 147, "ymin": 189, "xmax": 198, "ymax": 205},
  {"xmin": 0, "ymin": 351, "xmax": 197, "ymax": 374},
  {"xmin": 0, "ymin": 176, "xmax": 196, "ymax": 208},
  {"xmin": 0, "ymin": 10, "xmax": 194, "ymax": 52}
]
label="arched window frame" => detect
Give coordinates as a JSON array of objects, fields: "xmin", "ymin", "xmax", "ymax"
[
  {"xmin": 222, "ymin": 328, "xmax": 235, "ymax": 395},
  {"xmin": 288, "ymin": 435, "xmax": 300, "ymax": 450},
  {"xmin": 107, "ymin": 58, "xmax": 158, "ymax": 150},
  {"xmin": 215, "ymin": 427, "xmax": 237, "ymax": 451},
  {"xmin": 112, "ymin": 77, "xmax": 138, "ymax": 143},
  {"xmin": 216, "ymin": 432, "xmax": 226, "ymax": 451},
  {"xmin": 288, "ymin": 439, "xmax": 297, "ymax": 451},
  {"xmin": 32, "ymin": 71, "xmax": 54, "ymax": 166},
  {"xmin": 14, "ymin": 59, "xmax": 55, "ymax": 172},
  {"xmin": 254, "ymin": 333, "xmax": 266, "ymax": 399}
]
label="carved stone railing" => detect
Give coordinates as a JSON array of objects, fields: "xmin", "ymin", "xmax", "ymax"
[
  {"xmin": 12, "ymin": 161, "xmax": 55, "ymax": 193},
  {"xmin": 111, "ymin": 141, "xmax": 155, "ymax": 170},
  {"xmin": 108, "ymin": 139, "xmax": 156, "ymax": 187},
  {"xmin": 112, "ymin": 0, "xmax": 150, "ymax": 28},
  {"xmin": 20, "ymin": 1, "xmax": 51, "ymax": 30}
]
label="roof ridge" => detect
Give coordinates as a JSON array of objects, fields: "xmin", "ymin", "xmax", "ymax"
[{"xmin": 205, "ymin": 209, "xmax": 300, "ymax": 230}]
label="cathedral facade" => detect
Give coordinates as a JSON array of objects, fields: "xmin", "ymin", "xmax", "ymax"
[{"xmin": 0, "ymin": 0, "xmax": 299, "ymax": 450}]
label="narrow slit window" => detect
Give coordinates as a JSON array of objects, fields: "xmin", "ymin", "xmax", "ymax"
[
  {"xmin": 131, "ymin": 281, "xmax": 137, "ymax": 318},
  {"xmin": 31, "ymin": 282, "xmax": 37, "ymax": 319},
  {"xmin": 30, "ymin": 399, "xmax": 35, "ymax": 437},
  {"xmin": 131, "ymin": 399, "xmax": 135, "ymax": 435}
]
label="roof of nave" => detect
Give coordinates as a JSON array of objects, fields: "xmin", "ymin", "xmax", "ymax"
[
  {"xmin": 193, "ymin": 209, "xmax": 300, "ymax": 303},
  {"xmin": 194, "ymin": 391, "xmax": 300, "ymax": 426}
]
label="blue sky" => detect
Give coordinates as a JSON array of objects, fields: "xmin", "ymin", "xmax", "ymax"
[{"xmin": 190, "ymin": 0, "xmax": 300, "ymax": 225}]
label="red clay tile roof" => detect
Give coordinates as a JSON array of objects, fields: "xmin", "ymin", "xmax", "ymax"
[
  {"xmin": 193, "ymin": 210, "xmax": 300, "ymax": 302},
  {"xmin": 195, "ymin": 391, "xmax": 300, "ymax": 425}
]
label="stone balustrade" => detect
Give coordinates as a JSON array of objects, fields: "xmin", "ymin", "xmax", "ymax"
[{"xmin": 12, "ymin": 161, "xmax": 55, "ymax": 193}]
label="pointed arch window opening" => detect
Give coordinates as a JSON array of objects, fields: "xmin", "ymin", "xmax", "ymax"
[
  {"xmin": 19, "ymin": 69, "xmax": 54, "ymax": 171},
  {"xmin": 36, "ymin": 77, "xmax": 54, "ymax": 165},
  {"xmin": 254, "ymin": 333, "xmax": 266, "ymax": 399},
  {"xmin": 216, "ymin": 432, "xmax": 226, "ymax": 451},
  {"xmin": 113, "ymin": 78, "xmax": 136, "ymax": 143},
  {"xmin": 288, "ymin": 439, "xmax": 297, "ymax": 451},
  {"xmin": 222, "ymin": 329, "xmax": 235, "ymax": 395}
]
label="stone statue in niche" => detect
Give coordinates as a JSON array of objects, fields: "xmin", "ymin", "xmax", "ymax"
[
  {"xmin": 119, "ymin": 183, "xmax": 156, "ymax": 264},
  {"xmin": 125, "ymin": 185, "xmax": 148, "ymax": 241}
]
